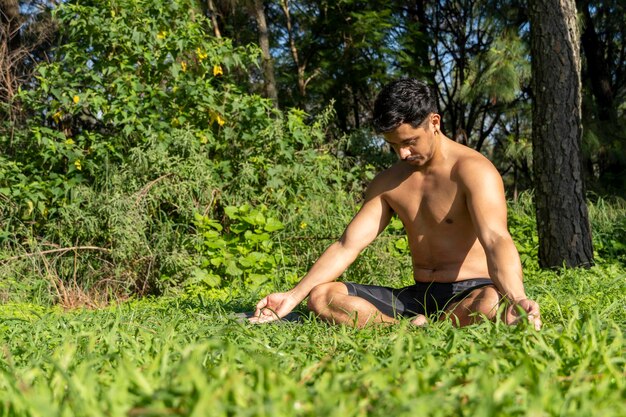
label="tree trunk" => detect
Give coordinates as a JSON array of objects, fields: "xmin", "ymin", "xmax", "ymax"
[
  {"xmin": 205, "ymin": 0, "xmax": 222, "ymax": 38},
  {"xmin": 280, "ymin": 0, "xmax": 304, "ymax": 96},
  {"xmin": 0, "ymin": 0, "xmax": 20, "ymax": 48},
  {"xmin": 252, "ymin": 0, "xmax": 278, "ymax": 106},
  {"xmin": 351, "ymin": 83, "xmax": 360, "ymax": 129},
  {"xmin": 529, "ymin": 0, "xmax": 594, "ymax": 268},
  {"xmin": 0, "ymin": 0, "xmax": 21, "ymax": 104}
]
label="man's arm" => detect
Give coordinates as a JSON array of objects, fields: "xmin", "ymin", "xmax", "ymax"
[
  {"xmin": 250, "ymin": 178, "xmax": 394, "ymax": 323},
  {"xmin": 460, "ymin": 157, "xmax": 541, "ymax": 329}
]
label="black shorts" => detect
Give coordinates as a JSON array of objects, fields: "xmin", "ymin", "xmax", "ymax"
[{"xmin": 344, "ymin": 278, "xmax": 494, "ymax": 318}]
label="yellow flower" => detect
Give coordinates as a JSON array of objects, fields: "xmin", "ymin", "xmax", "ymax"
[
  {"xmin": 73, "ymin": 95, "xmax": 80, "ymax": 104},
  {"xmin": 213, "ymin": 64, "xmax": 223, "ymax": 76},
  {"xmin": 209, "ymin": 110, "xmax": 225, "ymax": 127},
  {"xmin": 196, "ymin": 48, "xmax": 208, "ymax": 60},
  {"xmin": 181, "ymin": 61, "xmax": 187, "ymax": 72},
  {"xmin": 299, "ymin": 222, "xmax": 308, "ymax": 229},
  {"xmin": 74, "ymin": 160, "xmax": 82, "ymax": 171},
  {"xmin": 65, "ymin": 139, "xmax": 75, "ymax": 145},
  {"xmin": 52, "ymin": 111, "xmax": 62, "ymax": 123},
  {"xmin": 157, "ymin": 31, "xmax": 167, "ymax": 40}
]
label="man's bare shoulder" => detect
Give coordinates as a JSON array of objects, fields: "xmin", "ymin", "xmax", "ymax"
[
  {"xmin": 446, "ymin": 141, "xmax": 505, "ymax": 198},
  {"xmin": 449, "ymin": 141, "xmax": 500, "ymax": 182},
  {"xmin": 366, "ymin": 162, "xmax": 408, "ymax": 194}
]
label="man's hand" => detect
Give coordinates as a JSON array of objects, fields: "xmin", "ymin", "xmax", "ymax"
[
  {"xmin": 249, "ymin": 292, "xmax": 301, "ymax": 324},
  {"xmin": 505, "ymin": 298, "xmax": 542, "ymax": 330}
]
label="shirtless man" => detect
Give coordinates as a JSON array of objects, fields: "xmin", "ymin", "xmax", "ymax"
[{"xmin": 250, "ymin": 78, "xmax": 541, "ymax": 329}]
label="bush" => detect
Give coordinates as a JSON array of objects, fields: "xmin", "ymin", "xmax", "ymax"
[
  {"xmin": 4, "ymin": 0, "xmax": 264, "ymax": 227},
  {"xmin": 0, "ymin": 0, "xmax": 376, "ymax": 305}
]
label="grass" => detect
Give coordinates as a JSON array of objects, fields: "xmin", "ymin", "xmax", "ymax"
[
  {"xmin": 1, "ymin": 261, "xmax": 625, "ymax": 417},
  {"xmin": 1, "ymin": 194, "xmax": 625, "ymax": 416}
]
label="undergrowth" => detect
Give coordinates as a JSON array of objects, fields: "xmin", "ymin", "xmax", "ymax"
[
  {"xmin": 1, "ymin": 269, "xmax": 624, "ymax": 417},
  {"xmin": 3, "ymin": 193, "xmax": 624, "ymax": 415}
]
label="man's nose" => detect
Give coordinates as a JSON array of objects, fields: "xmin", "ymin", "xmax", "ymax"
[{"xmin": 399, "ymin": 147, "xmax": 411, "ymax": 159}]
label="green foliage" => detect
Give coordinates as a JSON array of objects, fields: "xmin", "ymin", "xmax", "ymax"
[
  {"xmin": 588, "ymin": 197, "xmax": 626, "ymax": 264},
  {"xmin": 0, "ymin": 129, "xmax": 222, "ymax": 301},
  {"xmin": 506, "ymin": 193, "xmax": 626, "ymax": 268},
  {"xmin": 0, "ymin": 0, "xmax": 378, "ymax": 303},
  {"xmin": 1, "ymin": 265, "xmax": 625, "ymax": 416},
  {"xmin": 525, "ymin": 263, "xmax": 626, "ymax": 328},
  {"xmin": 2, "ymin": 0, "xmax": 625, "ymax": 311},
  {"xmin": 5, "ymin": 0, "xmax": 265, "ymax": 228},
  {"xmin": 461, "ymin": 30, "xmax": 530, "ymax": 105},
  {"xmin": 190, "ymin": 205, "xmax": 286, "ymax": 294},
  {"xmin": 385, "ymin": 215, "xmax": 410, "ymax": 258},
  {"xmin": 507, "ymin": 193, "xmax": 540, "ymax": 269}
]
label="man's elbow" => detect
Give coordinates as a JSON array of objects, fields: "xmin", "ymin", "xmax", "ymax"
[
  {"xmin": 481, "ymin": 231, "xmax": 516, "ymax": 252},
  {"xmin": 335, "ymin": 238, "xmax": 365, "ymax": 261}
]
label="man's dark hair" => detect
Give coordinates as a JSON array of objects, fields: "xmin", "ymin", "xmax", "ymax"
[{"xmin": 372, "ymin": 78, "xmax": 437, "ymax": 133}]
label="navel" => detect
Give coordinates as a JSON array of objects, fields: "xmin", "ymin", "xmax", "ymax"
[{"xmin": 445, "ymin": 218, "xmax": 454, "ymax": 224}]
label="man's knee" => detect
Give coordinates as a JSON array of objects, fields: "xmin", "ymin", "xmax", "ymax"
[
  {"xmin": 471, "ymin": 285, "xmax": 501, "ymax": 318},
  {"xmin": 307, "ymin": 282, "xmax": 346, "ymax": 313},
  {"xmin": 445, "ymin": 285, "xmax": 501, "ymax": 325}
]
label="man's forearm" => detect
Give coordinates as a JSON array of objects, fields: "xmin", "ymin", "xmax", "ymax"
[{"xmin": 485, "ymin": 237, "xmax": 527, "ymax": 301}]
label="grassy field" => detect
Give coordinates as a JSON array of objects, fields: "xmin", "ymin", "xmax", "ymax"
[{"xmin": 1, "ymin": 262, "xmax": 625, "ymax": 417}]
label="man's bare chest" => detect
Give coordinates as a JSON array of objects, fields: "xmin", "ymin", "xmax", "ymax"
[{"xmin": 383, "ymin": 174, "xmax": 469, "ymax": 230}]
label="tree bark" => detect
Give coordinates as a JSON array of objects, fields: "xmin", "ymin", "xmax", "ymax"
[
  {"xmin": 279, "ymin": 0, "xmax": 305, "ymax": 96},
  {"xmin": 252, "ymin": 0, "xmax": 278, "ymax": 106},
  {"xmin": 529, "ymin": 0, "xmax": 594, "ymax": 268},
  {"xmin": 0, "ymin": 0, "xmax": 21, "ymax": 49},
  {"xmin": 0, "ymin": 0, "xmax": 22, "ymax": 104},
  {"xmin": 205, "ymin": 0, "xmax": 222, "ymax": 38}
]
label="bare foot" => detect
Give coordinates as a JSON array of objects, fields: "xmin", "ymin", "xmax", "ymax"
[{"xmin": 410, "ymin": 314, "xmax": 428, "ymax": 326}]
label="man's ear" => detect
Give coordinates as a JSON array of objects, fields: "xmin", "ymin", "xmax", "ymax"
[{"xmin": 430, "ymin": 113, "xmax": 441, "ymax": 131}]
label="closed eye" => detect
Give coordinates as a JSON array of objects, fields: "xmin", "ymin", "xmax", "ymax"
[{"xmin": 386, "ymin": 138, "xmax": 418, "ymax": 148}]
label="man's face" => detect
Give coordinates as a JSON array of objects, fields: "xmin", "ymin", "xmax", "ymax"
[{"xmin": 383, "ymin": 115, "xmax": 440, "ymax": 167}]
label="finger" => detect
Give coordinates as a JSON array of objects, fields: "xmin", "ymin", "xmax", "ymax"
[
  {"xmin": 260, "ymin": 306, "xmax": 281, "ymax": 320},
  {"xmin": 249, "ymin": 316, "xmax": 271, "ymax": 324},
  {"xmin": 410, "ymin": 314, "xmax": 428, "ymax": 326},
  {"xmin": 250, "ymin": 314, "xmax": 279, "ymax": 324},
  {"xmin": 529, "ymin": 313, "xmax": 542, "ymax": 331},
  {"xmin": 248, "ymin": 311, "xmax": 274, "ymax": 324},
  {"xmin": 254, "ymin": 297, "xmax": 268, "ymax": 316},
  {"xmin": 527, "ymin": 303, "xmax": 541, "ymax": 329},
  {"xmin": 505, "ymin": 305, "xmax": 520, "ymax": 325}
]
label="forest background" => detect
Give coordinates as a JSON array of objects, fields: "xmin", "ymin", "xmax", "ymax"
[{"xmin": 0, "ymin": 0, "xmax": 625, "ymax": 306}]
